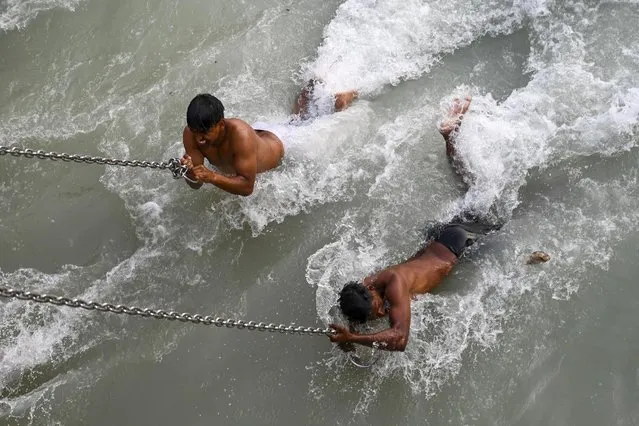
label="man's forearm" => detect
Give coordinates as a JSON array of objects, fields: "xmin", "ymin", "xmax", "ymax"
[
  {"xmin": 208, "ymin": 173, "xmax": 254, "ymax": 196},
  {"xmin": 348, "ymin": 328, "xmax": 407, "ymax": 352}
]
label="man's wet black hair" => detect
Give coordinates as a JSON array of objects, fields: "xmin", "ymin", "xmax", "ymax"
[
  {"xmin": 338, "ymin": 281, "xmax": 372, "ymax": 323},
  {"xmin": 186, "ymin": 93, "xmax": 224, "ymax": 133}
]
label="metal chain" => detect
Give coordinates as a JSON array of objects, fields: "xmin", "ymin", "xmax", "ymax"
[
  {"xmin": 0, "ymin": 145, "xmax": 190, "ymax": 180},
  {"xmin": 0, "ymin": 287, "xmax": 335, "ymax": 336},
  {"xmin": 1, "ymin": 145, "xmax": 335, "ymax": 336}
]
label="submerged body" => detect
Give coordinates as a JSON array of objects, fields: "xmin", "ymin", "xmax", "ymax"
[
  {"xmin": 329, "ymin": 97, "xmax": 494, "ymax": 352},
  {"xmin": 341, "ymin": 238, "xmax": 459, "ymax": 351},
  {"xmin": 181, "ymin": 82, "xmax": 358, "ymax": 196}
]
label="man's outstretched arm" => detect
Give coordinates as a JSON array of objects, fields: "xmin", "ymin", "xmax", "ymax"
[
  {"xmin": 329, "ymin": 319, "xmax": 408, "ymax": 352},
  {"xmin": 329, "ymin": 282, "xmax": 411, "ymax": 352}
]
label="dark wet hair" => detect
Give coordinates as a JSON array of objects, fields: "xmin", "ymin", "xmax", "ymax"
[
  {"xmin": 186, "ymin": 93, "xmax": 224, "ymax": 132},
  {"xmin": 338, "ymin": 281, "xmax": 372, "ymax": 323}
]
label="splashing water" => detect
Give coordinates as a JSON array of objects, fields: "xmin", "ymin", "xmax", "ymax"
[
  {"xmin": 1, "ymin": 0, "xmax": 639, "ymax": 422},
  {"xmin": 0, "ymin": 0, "xmax": 83, "ymax": 31}
]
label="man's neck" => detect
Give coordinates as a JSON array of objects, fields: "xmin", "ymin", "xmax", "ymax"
[{"xmin": 219, "ymin": 119, "xmax": 228, "ymax": 141}]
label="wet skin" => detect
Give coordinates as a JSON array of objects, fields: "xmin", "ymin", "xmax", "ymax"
[
  {"xmin": 180, "ymin": 82, "xmax": 358, "ymax": 196},
  {"xmin": 329, "ymin": 97, "xmax": 473, "ymax": 352}
]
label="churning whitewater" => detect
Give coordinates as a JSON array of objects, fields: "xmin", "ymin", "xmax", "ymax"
[{"xmin": 1, "ymin": 0, "xmax": 638, "ymax": 423}]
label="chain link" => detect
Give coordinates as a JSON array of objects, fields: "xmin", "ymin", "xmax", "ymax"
[
  {"xmin": 1, "ymin": 145, "xmax": 336, "ymax": 337},
  {"xmin": 0, "ymin": 145, "xmax": 190, "ymax": 180},
  {"xmin": 0, "ymin": 287, "xmax": 336, "ymax": 336}
]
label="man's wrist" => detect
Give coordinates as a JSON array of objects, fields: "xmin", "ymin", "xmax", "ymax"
[
  {"xmin": 345, "ymin": 331, "xmax": 358, "ymax": 344},
  {"xmin": 207, "ymin": 170, "xmax": 219, "ymax": 185}
]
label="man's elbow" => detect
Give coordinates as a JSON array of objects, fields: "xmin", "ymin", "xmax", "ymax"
[
  {"xmin": 237, "ymin": 182, "xmax": 254, "ymax": 196},
  {"xmin": 237, "ymin": 187, "xmax": 253, "ymax": 197},
  {"xmin": 395, "ymin": 335, "xmax": 408, "ymax": 352}
]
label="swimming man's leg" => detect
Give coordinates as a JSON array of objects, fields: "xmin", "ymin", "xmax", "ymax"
[
  {"xmin": 439, "ymin": 96, "xmax": 471, "ymax": 163},
  {"xmin": 293, "ymin": 79, "xmax": 358, "ymax": 118}
]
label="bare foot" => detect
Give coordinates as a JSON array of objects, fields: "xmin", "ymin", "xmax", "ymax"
[
  {"xmin": 439, "ymin": 95, "xmax": 472, "ymax": 139},
  {"xmin": 335, "ymin": 90, "xmax": 359, "ymax": 111}
]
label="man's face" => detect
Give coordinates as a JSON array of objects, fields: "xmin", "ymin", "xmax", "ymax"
[
  {"xmin": 192, "ymin": 121, "xmax": 223, "ymax": 146},
  {"xmin": 365, "ymin": 284, "xmax": 386, "ymax": 320}
]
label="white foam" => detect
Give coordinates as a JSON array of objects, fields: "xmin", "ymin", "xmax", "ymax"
[
  {"xmin": 2, "ymin": 0, "xmax": 639, "ymax": 417},
  {"xmin": 0, "ymin": 266, "xmax": 84, "ymax": 391},
  {"xmin": 307, "ymin": 0, "xmax": 639, "ymax": 409},
  {"xmin": 450, "ymin": 66, "xmax": 639, "ymax": 217},
  {"xmin": 219, "ymin": 104, "xmax": 377, "ymax": 234},
  {"xmin": 0, "ymin": 245, "xmax": 176, "ymax": 399},
  {"xmin": 303, "ymin": 0, "xmax": 549, "ymax": 95},
  {"xmin": 0, "ymin": 0, "xmax": 83, "ymax": 31},
  {"xmin": 308, "ymin": 167, "xmax": 639, "ymax": 410}
]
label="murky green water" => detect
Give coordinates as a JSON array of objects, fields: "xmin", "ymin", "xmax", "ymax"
[{"xmin": 1, "ymin": 0, "xmax": 638, "ymax": 424}]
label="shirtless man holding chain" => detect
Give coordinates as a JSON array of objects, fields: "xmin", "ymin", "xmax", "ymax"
[
  {"xmin": 328, "ymin": 96, "xmax": 501, "ymax": 352},
  {"xmin": 180, "ymin": 81, "xmax": 357, "ymax": 196}
]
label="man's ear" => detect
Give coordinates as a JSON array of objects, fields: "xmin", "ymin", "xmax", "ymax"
[{"xmin": 376, "ymin": 303, "xmax": 386, "ymax": 317}]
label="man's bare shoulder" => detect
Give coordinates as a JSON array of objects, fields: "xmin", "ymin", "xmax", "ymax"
[
  {"xmin": 368, "ymin": 269, "xmax": 400, "ymax": 289},
  {"xmin": 226, "ymin": 119, "xmax": 259, "ymax": 145},
  {"xmin": 226, "ymin": 118, "xmax": 255, "ymax": 136},
  {"xmin": 379, "ymin": 270, "xmax": 410, "ymax": 305},
  {"xmin": 222, "ymin": 119, "xmax": 258, "ymax": 160}
]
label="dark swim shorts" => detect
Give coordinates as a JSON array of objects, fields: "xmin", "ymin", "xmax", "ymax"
[{"xmin": 429, "ymin": 221, "xmax": 502, "ymax": 258}]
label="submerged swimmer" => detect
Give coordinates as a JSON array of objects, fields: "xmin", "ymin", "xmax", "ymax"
[
  {"xmin": 329, "ymin": 96, "xmax": 500, "ymax": 352},
  {"xmin": 180, "ymin": 81, "xmax": 358, "ymax": 196}
]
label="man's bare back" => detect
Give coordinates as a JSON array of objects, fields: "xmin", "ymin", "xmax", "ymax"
[
  {"xmin": 379, "ymin": 241, "xmax": 458, "ymax": 295},
  {"xmin": 329, "ymin": 96, "xmax": 495, "ymax": 352},
  {"xmin": 180, "ymin": 83, "xmax": 358, "ymax": 196}
]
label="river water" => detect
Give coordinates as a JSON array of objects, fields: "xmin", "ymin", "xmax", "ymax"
[{"xmin": 1, "ymin": 0, "xmax": 638, "ymax": 424}]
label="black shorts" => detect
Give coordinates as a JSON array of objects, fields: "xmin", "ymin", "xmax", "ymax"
[{"xmin": 429, "ymin": 221, "xmax": 502, "ymax": 258}]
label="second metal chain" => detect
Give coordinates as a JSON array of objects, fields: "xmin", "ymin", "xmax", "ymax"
[
  {"xmin": 0, "ymin": 145, "xmax": 189, "ymax": 180},
  {"xmin": 1, "ymin": 146, "xmax": 336, "ymax": 337},
  {"xmin": 0, "ymin": 287, "xmax": 335, "ymax": 336}
]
